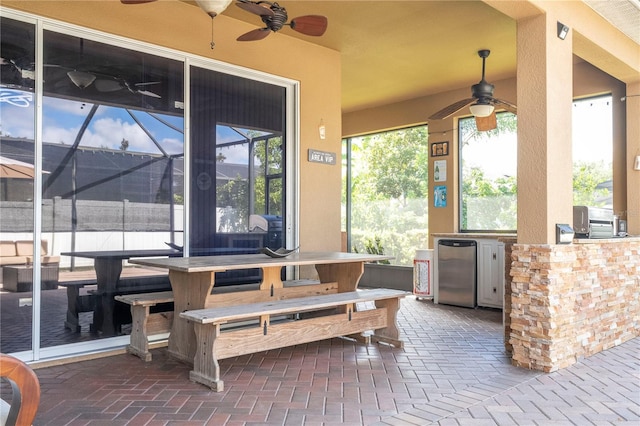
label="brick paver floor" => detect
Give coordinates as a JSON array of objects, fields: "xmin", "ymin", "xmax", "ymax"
[{"xmin": 27, "ymin": 296, "xmax": 640, "ymax": 425}]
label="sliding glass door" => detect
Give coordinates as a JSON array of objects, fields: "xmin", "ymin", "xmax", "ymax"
[{"xmin": 0, "ymin": 9, "xmax": 297, "ymax": 361}]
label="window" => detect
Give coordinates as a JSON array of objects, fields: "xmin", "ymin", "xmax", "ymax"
[
  {"xmin": 343, "ymin": 126, "xmax": 429, "ymax": 266},
  {"xmin": 572, "ymin": 95, "xmax": 613, "ymax": 207},
  {"xmin": 459, "ymin": 113, "xmax": 517, "ymax": 232}
]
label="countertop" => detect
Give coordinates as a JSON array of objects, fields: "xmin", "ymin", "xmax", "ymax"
[
  {"xmin": 432, "ymin": 233, "xmax": 640, "ymax": 244},
  {"xmin": 432, "ymin": 233, "xmax": 517, "ymax": 242},
  {"xmin": 572, "ymin": 235, "xmax": 640, "ymax": 244}
]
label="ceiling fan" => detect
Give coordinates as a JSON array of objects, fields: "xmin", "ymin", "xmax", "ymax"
[
  {"xmin": 429, "ymin": 50, "xmax": 516, "ymax": 131},
  {"xmin": 121, "ymin": 0, "xmax": 233, "ymax": 17},
  {"xmin": 235, "ymin": 0, "xmax": 328, "ymax": 42},
  {"xmin": 93, "ymin": 77, "xmax": 162, "ymax": 98},
  {"xmin": 45, "ymin": 64, "xmax": 162, "ymax": 98}
]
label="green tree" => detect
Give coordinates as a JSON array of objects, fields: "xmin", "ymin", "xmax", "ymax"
[
  {"xmin": 461, "ymin": 167, "xmax": 517, "ymax": 230},
  {"xmin": 216, "ymin": 175, "xmax": 248, "ymax": 231},
  {"xmin": 347, "ymin": 126, "xmax": 430, "ymax": 265},
  {"xmin": 573, "ymin": 161, "xmax": 612, "ymax": 206},
  {"xmin": 459, "ymin": 112, "xmax": 518, "ymax": 146},
  {"xmin": 352, "ymin": 126, "xmax": 429, "ymax": 204}
]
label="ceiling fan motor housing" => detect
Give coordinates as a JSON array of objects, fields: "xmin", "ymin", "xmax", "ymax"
[
  {"xmin": 472, "ymin": 80, "xmax": 495, "ymax": 104},
  {"xmin": 261, "ymin": 3, "xmax": 288, "ymax": 31}
]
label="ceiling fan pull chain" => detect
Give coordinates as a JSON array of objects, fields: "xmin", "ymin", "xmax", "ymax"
[{"xmin": 210, "ymin": 18, "xmax": 216, "ymax": 49}]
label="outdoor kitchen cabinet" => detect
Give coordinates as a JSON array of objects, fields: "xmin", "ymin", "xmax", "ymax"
[{"xmin": 476, "ymin": 239, "xmax": 505, "ymax": 308}]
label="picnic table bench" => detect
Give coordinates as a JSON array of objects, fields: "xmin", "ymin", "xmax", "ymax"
[
  {"xmin": 61, "ymin": 249, "xmax": 179, "ymax": 335},
  {"xmin": 180, "ymin": 288, "xmax": 407, "ymax": 391},
  {"xmin": 114, "ymin": 279, "xmax": 326, "ymax": 362},
  {"xmin": 59, "ymin": 274, "xmax": 172, "ymax": 333},
  {"xmin": 129, "ymin": 251, "xmax": 396, "ymax": 364},
  {"xmin": 115, "ymin": 291, "xmax": 174, "ymax": 361}
]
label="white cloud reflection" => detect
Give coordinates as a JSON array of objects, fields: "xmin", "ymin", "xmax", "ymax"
[{"xmin": 40, "ymin": 96, "xmax": 184, "ymax": 156}]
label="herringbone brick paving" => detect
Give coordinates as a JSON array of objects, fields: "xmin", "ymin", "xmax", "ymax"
[{"xmin": 29, "ymin": 297, "xmax": 640, "ymax": 425}]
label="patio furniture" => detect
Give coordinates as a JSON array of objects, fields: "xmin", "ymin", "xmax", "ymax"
[
  {"xmin": 115, "ymin": 291, "xmax": 174, "ymax": 361},
  {"xmin": 180, "ymin": 288, "xmax": 407, "ymax": 391},
  {"xmin": 0, "ymin": 353, "xmax": 40, "ymax": 426},
  {"xmin": 2, "ymin": 264, "xmax": 59, "ymax": 292},
  {"xmin": 0, "ymin": 239, "xmax": 60, "ymax": 268},
  {"xmin": 61, "ymin": 249, "xmax": 179, "ymax": 336},
  {"xmin": 129, "ymin": 251, "xmax": 393, "ymax": 363},
  {"xmin": 58, "ymin": 279, "xmax": 98, "ymax": 333},
  {"xmin": 1, "ymin": 240, "xmax": 60, "ymax": 292}
]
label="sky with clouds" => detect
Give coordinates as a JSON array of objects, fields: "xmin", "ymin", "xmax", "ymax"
[{"xmin": 0, "ymin": 89, "xmax": 266, "ymax": 166}]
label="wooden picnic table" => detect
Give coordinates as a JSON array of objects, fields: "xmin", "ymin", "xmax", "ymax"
[{"xmin": 129, "ymin": 251, "xmax": 391, "ymax": 363}]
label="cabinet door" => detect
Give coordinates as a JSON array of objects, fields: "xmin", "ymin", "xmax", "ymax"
[{"xmin": 477, "ymin": 240, "xmax": 504, "ymax": 308}]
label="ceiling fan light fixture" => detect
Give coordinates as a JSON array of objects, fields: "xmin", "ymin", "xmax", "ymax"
[
  {"xmin": 67, "ymin": 70, "xmax": 96, "ymax": 89},
  {"xmin": 195, "ymin": 0, "xmax": 233, "ymax": 17},
  {"xmin": 469, "ymin": 103, "xmax": 494, "ymax": 117}
]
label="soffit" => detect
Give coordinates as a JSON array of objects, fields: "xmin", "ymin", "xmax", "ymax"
[{"xmin": 583, "ymin": 0, "xmax": 640, "ymax": 45}]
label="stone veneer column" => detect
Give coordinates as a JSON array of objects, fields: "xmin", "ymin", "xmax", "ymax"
[{"xmin": 509, "ymin": 240, "xmax": 640, "ymax": 372}]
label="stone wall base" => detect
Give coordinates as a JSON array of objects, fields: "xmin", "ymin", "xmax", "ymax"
[{"xmin": 508, "ymin": 239, "xmax": 640, "ymax": 372}]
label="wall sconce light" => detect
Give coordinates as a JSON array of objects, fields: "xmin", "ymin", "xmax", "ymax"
[
  {"xmin": 319, "ymin": 119, "xmax": 326, "ymax": 140},
  {"xmin": 557, "ymin": 22, "xmax": 569, "ymax": 40},
  {"xmin": 634, "ymin": 155, "xmax": 640, "ymax": 171}
]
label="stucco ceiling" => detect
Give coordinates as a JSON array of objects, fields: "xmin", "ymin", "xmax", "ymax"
[
  {"xmin": 220, "ymin": 0, "xmax": 639, "ymax": 114},
  {"xmin": 222, "ymin": 1, "xmax": 517, "ymax": 114}
]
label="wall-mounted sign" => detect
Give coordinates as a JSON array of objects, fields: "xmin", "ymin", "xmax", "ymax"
[
  {"xmin": 308, "ymin": 149, "xmax": 336, "ymax": 165},
  {"xmin": 434, "ymin": 185, "xmax": 447, "ymax": 207},
  {"xmin": 434, "ymin": 160, "xmax": 447, "ymax": 182},
  {"xmin": 433, "ymin": 160, "xmax": 447, "ymax": 182},
  {"xmin": 431, "ymin": 141, "xmax": 449, "ymax": 157}
]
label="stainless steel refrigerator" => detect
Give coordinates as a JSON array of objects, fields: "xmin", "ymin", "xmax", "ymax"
[{"xmin": 437, "ymin": 240, "xmax": 477, "ymax": 308}]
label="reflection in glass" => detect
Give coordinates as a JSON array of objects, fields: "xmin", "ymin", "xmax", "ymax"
[
  {"xmin": 0, "ymin": 16, "xmax": 36, "ymax": 353},
  {"xmin": 190, "ymin": 67, "xmax": 285, "ymax": 261},
  {"xmin": 38, "ymin": 30, "xmax": 184, "ymax": 347}
]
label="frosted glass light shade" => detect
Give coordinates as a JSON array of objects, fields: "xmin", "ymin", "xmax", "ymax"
[
  {"xmin": 469, "ymin": 103, "xmax": 494, "ymax": 117},
  {"xmin": 195, "ymin": 0, "xmax": 233, "ymax": 16},
  {"xmin": 67, "ymin": 71, "xmax": 96, "ymax": 89}
]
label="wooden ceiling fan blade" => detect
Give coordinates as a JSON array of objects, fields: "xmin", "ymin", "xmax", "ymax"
[
  {"xmin": 134, "ymin": 81, "xmax": 161, "ymax": 87},
  {"xmin": 237, "ymin": 28, "xmax": 271, "ymax": 41},
  {"xmin": 493, "ymin": 98, "xmax": 517, "ymax": 114},
  {"xmin": 94, "ymin": 79, "xmax": 123, "ymax": 92},
  {"xmin": 236, "ymin": 1, "xmax": 275, "ymax": 17},
  {"xmin": 290, "ymin": 15, "xmax": 328, "ymax": 36},
  {"xmin": 475, "ymin": 112, "xmax": 497, "ymax": 131},
  {"xmin": 121, "ymin": 0, "xmax": 157, "ymax": 4},
  {"xmin": 137, "ymin": 89, "xmax": 161, "ymax": 98},
  {"xmin": 429, "ymin": 98, "xmax": 475, "ymax": 120}
]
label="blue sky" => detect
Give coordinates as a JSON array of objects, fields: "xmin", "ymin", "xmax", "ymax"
[{"xmin": 1, "ymin": 88, "xmax": 258, "ymax": 165}]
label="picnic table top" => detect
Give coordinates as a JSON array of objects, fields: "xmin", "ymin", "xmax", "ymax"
[{"xmin": 130, "ymin": 251, "xmax": 392, "ymax": 273}]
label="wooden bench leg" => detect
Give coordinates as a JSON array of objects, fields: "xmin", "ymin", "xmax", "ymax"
[
  {"xmin": 64, "ymin": 286, "xmax": 82, "ymax": 332},
  {"xmin": 127, "ymin": 305, "xmax": 152, "ymax": 362},
  {"xmin": 189, "ymin": 322, "xmax": 224, "ymax": 392},
  {"xmin": 371, "ymin": 297, "xmax": 403, "ymax": 348},
  {"xmin": 64, "ymin": 286, "xmax": 80, "ymax": 332}
]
